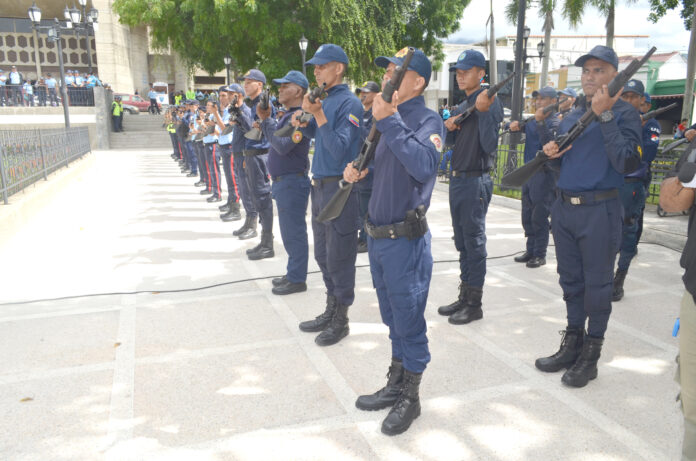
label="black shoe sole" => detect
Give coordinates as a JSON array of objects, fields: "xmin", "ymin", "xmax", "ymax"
[
  {"xmin": 299, "ymin": 322, "xmax": 329, "ymax": 333},
  {"xmin": 238, "ymin": 231, "xmax": 258, "ymax": 240},
  {"xmin": 315, "ymin": 327, "xmax": 349, "ymax": 346},
  {"xmin": 355, "ymin": 399, "xmax": 397, "ymax": 411},
  {"xmin": 271, "ymin": 284, "xmax": 307, "ymax": 295},
  {"xmin": 381, "ymin": 407, "xmax": 421, "ymax": 436},
  {"xmin": 437, "ymin": 306, "xmax": 462, "ymax": 316},
  {"xmin": 220, "ymin": 215, "xmax": 242, "ymax": 222},
  {"xmin": 248, "ymin": 250, "xmax": 274, "ymax": 261},
  {"xmin": 561, "ymin": 370, "xmax": 597, "ymax": 388},
  {"xmin": 534, "ymin": 360, "xmax": 574, "ymax": 373},
  {"xmin": 448, "ymin": 310, "xmax": 483, "ymax": 325}
]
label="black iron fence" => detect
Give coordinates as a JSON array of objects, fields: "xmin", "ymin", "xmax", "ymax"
[{"xmin": 0, "ymin": 127, "xmax": 91, "ymax": 204}]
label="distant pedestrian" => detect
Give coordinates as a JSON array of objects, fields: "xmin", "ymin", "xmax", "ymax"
[{"xmin": 112, "ymin": 95, "xmax": 124, "ymax": 132}]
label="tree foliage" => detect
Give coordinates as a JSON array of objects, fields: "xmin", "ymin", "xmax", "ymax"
[
  {"xmin": 111, "ymin": 0, "xmax": 470, "ymax": 85},
  {"xmin": 648, "ymin": 0, "xmax": 695, "ymax": 29}
]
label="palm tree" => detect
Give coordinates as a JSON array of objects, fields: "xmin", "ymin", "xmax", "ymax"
[
  {"xmin": 563, "ymin": 0, "xmax": 638, "ymax": 48},
  {"xmin": 506, "ymin": 0, "xmax": 556, "ymax": 89}
]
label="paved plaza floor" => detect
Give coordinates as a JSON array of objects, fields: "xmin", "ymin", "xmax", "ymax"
[{"xmin": 0, "ymin": 150, "xmax": 686, "ymax": 460}]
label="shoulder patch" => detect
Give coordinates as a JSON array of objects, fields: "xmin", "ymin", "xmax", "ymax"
[
  {"xmin": 292, "ymin": 130, "xmax": 303, "ymax": 144},
  {"xmin": 348, "ymin": 113, "xmax": 360, "ymax": 127},
  {"xmin": 430, "ymin": 134, "xmax": 443, "ymax": 153}
]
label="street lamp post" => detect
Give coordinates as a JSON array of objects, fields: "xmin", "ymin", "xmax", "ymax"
[
  {"xmin": 521, "ymin": 26, "xmax": 545, "ymax": 110},
  {"xmin": 299, "ymin": 35, "xmax": 308, "ymax": 77},
  {"xmin": 28, "ymin": 2, "xmax": 71, "ymax": 128},
  {"xmin": 223, "ymin": 55, "xmax": 232, "ymax": 85}
]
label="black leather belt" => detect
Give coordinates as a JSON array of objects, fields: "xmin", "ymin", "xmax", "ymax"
[
  {"xmin": 624, "ymin": 177, "xmax": 644, "ymax": 183},
  {"xmin": 204, "ymin": 142, "xmax": 217, "ymax": 146},
  {"xmin": 365, "ymin": 207, "xmax": 429, "ymax": 240},
  {"xmin": 243, "ymin": 149, "xmax": 268, "ymax": 156},
  {"xmin": 272, "ymin": 172, "xmax": 307, "ymax": 182},
  {"xmin": 311, "ymin": 176, "xmax": 341, "ymax": 187},
  {"xmin": 452, "ymin": 169, "xmax": 490, "ymax": 178},
  {"xmin": 561, "ymin": 189, "xmax": 618, "ymax": 205}
]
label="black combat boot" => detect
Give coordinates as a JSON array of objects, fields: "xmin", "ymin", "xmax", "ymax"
[
  {"xmin": 315, "ymin": 302, "xmax": 349, "ymax": 346},
  {"xmin": 232, "ymin": 215, "xmax": 252, "ymax": 236},
  {"xmin": 356, "ymin": 358, "xmax": 404, "ymax": 411},
  {"xmin": 236, "ymin": 216, "xmax": 258, "ymax": 240},
  {"xmin": 535, "ymin": 327, "xmax": 584, "ymax": 372},
  {"xmin": 247, "ymin": 232, "xmax": 274, "ymax": 260},
  {"xmin": 220, "ymin": 202, "xmax": 242, "ymax": 222},
  {"xmin": 448, "ymin": 286, "xmax": 483, "ymax": 325},
  {"xmin": 299, "ymin": 295, "xmax": 337, "ymax": 332},
  {"xmin": 612, "ymin": 269, "xmax": 627, "ymax": 302},
  {"xmin": 562, "ymin": 335, "xmax": 603, "ymax": 387},
  {"xmin": 381, "ymin": 369, "xmax": 422, "ymax": 436},
  {"xmin": 437, "ymin": 282, "xmax": 468, "ymax": 316}
]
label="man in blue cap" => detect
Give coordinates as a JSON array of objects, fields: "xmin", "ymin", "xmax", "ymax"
[
  {"xmin": 438, "ymin": 49, "xmax": 503, "ymax": 325},
  {"xmin": 510, "ymin": 86, "xmax": 560, "ymax": 269},
  {"xmin": 292, "ymin": 44, "xmax": 364, "ymax": 346},
  {"xmin": 558, "ymin": 87, "xmax": 578, "ymax": 119},
  {"xmin": 213, "ymin": 85, "xmax": 242, "ymax": 221},
  {"xmin": 536, "ymin": 45, "xmax": 642, "ymax": 387},
  {"xmin": 202, "ymin": 99, "xmax": 222, "ymax": 202},
  {"xmin": 183, "ymin": 99, "xmax": 199, "ymax": 178},
  {"xmin": 192, "ymin": 105, "xmax": 209, "ymax": 189},
  {"xmin": 237, "ymin": 69, "xmax": 276, "ymax": 258},
  {"xmin": 258, "ymin": 70, "xmax": 312, "ymax": 295},
  {"xmin": 611, "ymin": 79, "xmax": 661, "ymax": 301},
  {"xmin": 343, "ymin": 47, "xmax": 443, "ymax": 436}
]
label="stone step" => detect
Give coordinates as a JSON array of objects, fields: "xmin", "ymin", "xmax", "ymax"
[{"xmin": 109, "ymin": 130, "xmax": 172, "ymax": 150}]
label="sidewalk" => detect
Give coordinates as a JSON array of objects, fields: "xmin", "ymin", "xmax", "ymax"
[{"xmin": 0, "ymin": 150, "xmax": 685, "ymax": 460}]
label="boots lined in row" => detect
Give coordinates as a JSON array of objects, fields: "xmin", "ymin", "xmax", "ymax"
[
  {"xmin": 299, "ymin": 295, "xmax": 350, "ymax": 346},
  {"xmin": 535, "ymin": 327, "xmax": 604, "ymax": 388}
]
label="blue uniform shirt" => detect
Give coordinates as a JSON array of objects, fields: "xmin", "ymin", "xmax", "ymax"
[
  {"xmin": 45, "ymin": 78, "xmax": 56, "ymax": 89},
  {"xmin": 238, "ymin": 94, "xmax": 276, "ymax": 151},
  {"xmin": 231, "ymin": 104, "xmax": 252, "ymax": 153},
  {"xmin": 626, "ymin": 116, "xmax": 661, "ymax": 179},
  {"xmin": 368, "ymin": 96, "xmax": 443, "ymax": 226},
  {"xmin": 217, "ymin": 107, "xmax": 233, "ymax": 146},
  {"xmin": 450, "ymin": 88, "xmax": 504, "ymax": 172},
  {"xmin": 523, "ymin": 116, "xmax": 559, "ymax": 163},
  {"xmin": 361, "ymin": 107, "xmax": 374, "ymax": 142},
  {"xmin": 261, "ymin": 106, "xmax": 310, "ymax": 177},
  {"xmin": 557, "ymin": 98, "xmax": 642, "ymax": 192},
  {"xmin": 303, "ymin": 84, "xmax": 363, "ymax": 178}
]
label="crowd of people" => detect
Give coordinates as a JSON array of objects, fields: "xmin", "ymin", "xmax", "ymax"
[
  {"xmin": 0, "ymin": 66, "xmax": 103, "ymax": 107},
  {"xmin": 160, "ymin": 42, "xmax": 694, "ymax": 456}
]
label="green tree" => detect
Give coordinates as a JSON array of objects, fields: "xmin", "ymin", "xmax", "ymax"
[{"xmin": 111, "ymin": 0, "xmax": 470, "ymax": 86}]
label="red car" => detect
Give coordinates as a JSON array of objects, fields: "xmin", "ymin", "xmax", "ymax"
[{"xmin": 115, "ymin": 93, "xmax": 155, "ymax": 113}]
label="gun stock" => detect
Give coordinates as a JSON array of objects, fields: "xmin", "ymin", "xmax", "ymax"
[
  {"xmin": 274, "ymin": 84, "xmax": 327, "ymax": 138},
  {"xmin": 501, "ymin": 46, "xmax": 657, "ymax": 188},
  {"xmin": 316, "ymin": 48, "xmax": 415, "ymax": 223}
]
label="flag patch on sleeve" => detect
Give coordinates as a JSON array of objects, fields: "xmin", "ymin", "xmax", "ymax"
[
  {"xmin": 430, "ymin": 134, "xmax": 443, "ymax": 152},
  {"xmin": 348, "ymin": 114, "xmax": 360, "ymax": 127}
]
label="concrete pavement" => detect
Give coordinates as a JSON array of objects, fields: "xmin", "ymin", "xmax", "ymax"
[{"xmin": 0, "ymin": 150, "xmax": 685, "ymax": 460}]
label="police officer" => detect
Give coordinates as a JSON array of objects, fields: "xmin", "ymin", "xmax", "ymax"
[
  {"xmin": 258, "ymin": 70, "xmax": 312, "ymax": 295},
  {"xmin": 183, "ymin": 100, "xmax": 199, "ymax": 178},
  {"xmin": 202, "ymin": 100, "xmax": 223, "ymax": 202},
  {"xmin": 510, "ymin": 86, "xmax": 560, "ymax": 268},
  {"xmin": 438, "ymin": 49, "xmax": 503, "ymax": 325},
  {"xmin": 344, "ymin": 48, "xmax": 443, "ymax": 436},
  {"xmin": 193, "ymin": 106, "xmax": 209, "ymax": 189},
  {"xmin": 45, "ymin": 73, "xmax": 58, "ymax": 107},
  {"xmin": 536, "ymin": 45, "xmax": 642, "ymax": 388},
  {"xmin": 213, "ymin": 86, "xmax": 242, "ymax": 221},
  {"xmin": 558, "ymin": 87, "xmax": 578, "ymax": 120},
  {"xmin": 355, "ymin": 80, "xmax": 380, "ymax": 254},
  {"xmin": 612, "ymin": 80, "xmax": 661, "ymax": 301},
  {"xmin": 293, "ymin": 44, "xmax": 363, "ymax": 346},
  {"xmin": 111, "ymin": 95, "xmax": 123, "ymax": 132},
  {"xmin": 237, "ymin": 69, "xmax": 276, "ymax": 258},
  {"xmin": 225, "ymin": 85, "xmax": 258, "ymax": 239}
]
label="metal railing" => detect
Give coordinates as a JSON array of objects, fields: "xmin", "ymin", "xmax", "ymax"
[
  {"xmin": 0, "ymin": 86, "xmax": 95, "ymax": 107},
  {"xmin": 0, "ymin": 127, "xmax": 91, "ymax": 204}
]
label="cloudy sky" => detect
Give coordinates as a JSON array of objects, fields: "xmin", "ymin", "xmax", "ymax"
[{"xmin": 447, "ymin": 0, "xmax": 692, "ymax": 53}]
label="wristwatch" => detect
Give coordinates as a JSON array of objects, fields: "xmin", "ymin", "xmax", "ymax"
[{"xmin": 599, "ymin": 110, "xmax": 614, "ymax": 123}]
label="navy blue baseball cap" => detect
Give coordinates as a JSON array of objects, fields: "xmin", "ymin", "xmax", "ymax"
[
  {"xmin": 225, "ymin": 83, "xmax": 244, "ymax": 94},
  {"xmin": 306, "ymin": 44, "xmax": 349, "ymax": 66},
  {"xmin": 532, "ymin": 86, "xmax": 558, "ymax": 98},
  {"xmin": 575, "ymin": 45, "xmax": 618, "ymax": 69},
  {"xmin": 644, "ymin": 92, "xmax": 651, "ymax": 104},
  {"xmin": 559, "ymin": 87, "xmax": 578, "ymax": 98},
  {"xmin": 623, "ymin": 79, "xmax": 645, "ymax": 96},
  {"xmin": 375, "ymin": 47, "xmax": 432, "ymax": 85},
  {"xmin": 239, "ymin": 69, "xmax": 266, "ymax": 84},
  {"xmin": 449, "ymin": 49, "xmax": 486, "ymax": 72},
  {"xmin": 358, "ymin": 81, "xmax": 380, "ymax": 93},
  {"xmin": 188, "ymin": 99, "xmax": 199, "ymax": 106},
  {"xmin": 272, "ymin": 70, "xmax": 309, "ymax": 89}
]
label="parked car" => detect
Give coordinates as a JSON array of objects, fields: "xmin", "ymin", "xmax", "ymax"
[{"xmin": 115, "ymin": 93, "xmax": 154, "ymax": 113}]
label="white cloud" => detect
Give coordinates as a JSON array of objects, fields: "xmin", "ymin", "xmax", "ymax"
[{"xmin": 447, "ymin": 0, "xmax": 691, "ymax": 53}]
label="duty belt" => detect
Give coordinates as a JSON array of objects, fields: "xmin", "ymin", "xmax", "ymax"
[
  {"xmin": 365, "ymin": 206, "xmax": 429, "ymax": 240},
  {"xmin": 243, "ymin": 148, "xmax": 269, "ymax": 156},
  {"xmin": 311, "ymin": 176, "xmax": 341, "ymax": 187},
  {"xmin": 561, "ymin": 189, "xmax": 618, "ymax": 205},
  {"xmin": 451, "ymin": 169, "xmax": 491, "ymax": 178},
  {"xmin": 272, "ymin": 172, "xmax": 307, "ymax": 182},
  {"xmin": 624, "ymin": 177, "xmax": 644, "ymax": 183}
]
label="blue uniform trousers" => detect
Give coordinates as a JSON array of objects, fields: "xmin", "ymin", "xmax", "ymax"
[
  {"xmin": 185, "ymin": 141, "xmax": 198, "ymax": 174},
  {"xmin": 218, "ymin": 144, "xmax": 239, "ymax": 204},
  {"xmin": 205, "ymin": 143, "xmax": 221, "ymax": 197},
  {"xmin": 234, "ymin": 152, "xmax": 257, "ymax": 217},
  {"xmin": 449, "ymin": 174, "xmax": 493, "ymax": 288},
  {"xmin": 521, "ymin": 169, "xmax": 556, "ymax": 258},
  {"xmin": 368, "ymin": 232, "xmax": 432, "ymax": 373},
  {"xmin": 243, "ymin": 153, "xmax": 273, "ymax": 232},
  {"xmin": 196, "ymin": 142, "xmax": 209, "ymax": 187},
  {"xmin": 617, "ymin": 180, "xmax": 646, "ymax": 271},
  {"xmin": 310, "ymin": 180, "xmax": 360, "ymax": 306},
  {"xmin": 551, "ymin": 195, "xmax": 622, "ymax": 338},
  {"xmin": 272, "ymin": 174, "xmax": 310, "ymax": 283}
]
